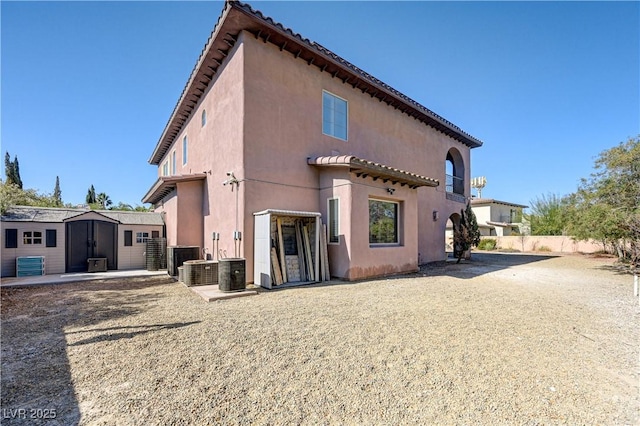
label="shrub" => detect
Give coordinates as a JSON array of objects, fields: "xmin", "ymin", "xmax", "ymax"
[
  {"xmin": 477, "ymin": 239, "xmax": 497, "ymax": 251},
  {"xmin": 537, "ymin": 245, "xmax": 552, "ymax": 252}
]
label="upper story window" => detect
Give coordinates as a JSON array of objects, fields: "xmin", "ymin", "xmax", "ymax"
[
  {"xmin": 201, "ymin": 110, "xmax": 207, "ymax": 127},
  {"xmin": 171, "ymin": 150, "xmax": 177, "ymax": 175},
  {"xmin": 182, "ymin": 136, "xmax": 188, "ymax": 166},
  {"xmin": 162, "ymin": 161, "xmax": 169, "ymax": 176},
  {"xmin": 445, "ymin": 148, "xmax": 465, "ymax": 202},
  {"xmin": 322, "ymin": 91, "xmax": 348, "ymax": 140},
  {"xmin": 23, "ymin": 231, "xmax": 42, "ymax": 245}
]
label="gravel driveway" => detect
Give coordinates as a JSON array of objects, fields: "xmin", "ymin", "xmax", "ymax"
[{"xmin": 1, "ymin": 253, "xmax": 638, "ymax": 425}]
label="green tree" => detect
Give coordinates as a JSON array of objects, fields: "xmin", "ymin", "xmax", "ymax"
[
  {"xmin": 86, "ymin": 185, "xmax": 96, "ymax": 204},
  {"xmin": 13, "ymin": 156, "xmax": 23, "ymax": 189},
  {"xmin": 566, "ymin": 136, "xmax": 640, "ymax": 265},
  {"xmin": 454, "ymin": 202, "xmax": 481, "ymax": 263},
  {"xmin": 112, "ymin": 202, "xmax": 134, "ymax": 211},
  {"xmin": 0, "ymin": 180, "xmax": 59, "ymax": 214},
  {"xmin": 528, "ymin": 193, "xmax": 570, "ymax": 236},
  {"xmin": 53, "ymin": 176, "xmax": 62, "ymax": 206},
  {"xmin": 4, "ymin": 152, "xmax": 22, "ymax": 188},
  {"xmin": 96, "ymin": 192, "xmax": 112, "ymax": 209}
]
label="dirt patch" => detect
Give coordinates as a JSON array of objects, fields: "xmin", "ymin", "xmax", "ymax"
[{"xmin": 1, "ymin": 255, "xmax": 638, "ymax": 424}]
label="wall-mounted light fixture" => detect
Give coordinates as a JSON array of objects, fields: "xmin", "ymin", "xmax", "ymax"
[
  {"xmin": 433, "ymin": 210, "xmax": 439, "ymax": 221},
  {"xmin": 386, "ymin": 188, "xmax": 395, "ymax": 195}
]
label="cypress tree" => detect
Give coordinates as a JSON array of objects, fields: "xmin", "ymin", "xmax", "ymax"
[
  {"xmin": 13, "ymin": 156, "xmax": 23, "ymax": 189},
  {"xmin": 86, "ymin": 185, "xmax": 96, "ymax": 204},
  {"xmin": 4, "ymin": 152, "xmax": 16, "ymax": 186},
  {"xmin": 53, "ymin": 176, "xmax": 62, "ymax": 206}
]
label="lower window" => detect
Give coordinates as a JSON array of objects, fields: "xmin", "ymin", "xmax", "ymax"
[
  {"xmin": 369, "ymin": 199, "xmax": 399, "ymax": 244},
  {"xmin": 23, "ymin": 231, "xmax": 43, "ymax": 245}
]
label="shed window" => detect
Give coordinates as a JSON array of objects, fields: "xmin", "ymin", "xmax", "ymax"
[
  {"xmin": 23, "ymin": 231, "xmax": 42, "ymax": 245},
  {"xmin": 136, "ymin": 232, "xmax": 149, "ymax": 244},
  {"xmin": 152, "ymin": 230, "xmax": 160, "ymax": 238},
  {"xmin": 322, "ymin": 91, "xmax": 348, "ymax": 140},
  {"xmin": 369, "ymin": 199, "xmax": 399, "ymax": 245},
  {"xmin": 46, "ymin": 229, "xmax": 57, "ymax": 247},
  {"xmin": 5, "ymin": 229, "xmax": 17, "ymax": 248},
  {"xmin": 124, "ymin": 230, "xmax": 133, "ymax": 247}
]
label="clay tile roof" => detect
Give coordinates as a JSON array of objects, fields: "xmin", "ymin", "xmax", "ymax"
[
  {"xmin": 308, "ymin": 155, "xmax": 439, "ymax": 189},
  {"xmin": 148, "ymin": 0, "xmax": 482, "ymax": 166}
]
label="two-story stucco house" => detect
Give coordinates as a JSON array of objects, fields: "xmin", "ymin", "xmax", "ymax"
[
  {"xmin": 470, "ymin": 198, "xmax": 529, "ymax": 237},
  {"xmin": 142, "ymin": 1, "xmax": 483, "ymax": 284}
]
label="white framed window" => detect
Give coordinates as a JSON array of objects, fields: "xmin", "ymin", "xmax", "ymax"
[
  {"xmin": 182, "ymin": 136, "xmax": 188, "ymax": 166},
  {"xmin": 136, "ymin": 232, "xmax": 150, "ymax": 244},
  {"xmin": 369, "ymin": 199, "xmax": 399, "ymax": 245},
  {"xmin": 322, "ymin": 90, "xmax": 348, "ymax": 140},
  {"xmin": 201, "ymin": 110, "xmax": 206, "ymax": 127},
  {"xmin": 23, "ymin": 231, "xmax": 43, "ymax": 245},
  {"xmin": 327, "ymin": 198, "xmax": 339, "ymax": 244},
  {"xmin": 162, "ymin": 161, "xmax": 169, "ymax": 176},
  {"xmin": 171, "ymin": 150, "xmax": 176, "ymax": 175}
]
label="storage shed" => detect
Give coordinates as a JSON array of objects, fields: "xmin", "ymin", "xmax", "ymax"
[
  {"xmin": 254, "ymin": 209, "xmax": 326, "ymax": 289},
  {"xmin": 1, "ymin": 206, "xmax": 165, "ymax": 277}
]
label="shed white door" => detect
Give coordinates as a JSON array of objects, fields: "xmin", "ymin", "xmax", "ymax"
[{"xmin": 254, "ymin": 212, "xmax": 272, "ymax": 289}]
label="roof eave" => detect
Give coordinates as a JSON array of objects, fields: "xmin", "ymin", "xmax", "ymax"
[
  {"xmin": 142, "ymin": 173, "xmax": 208, "ymax": 205},
  {"xmin": 149, "ymin": 1, "xmax": 483, "ymax": 165}
]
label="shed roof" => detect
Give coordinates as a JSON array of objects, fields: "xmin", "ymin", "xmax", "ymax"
[
  {"xmin": 1, "ymin": 206, "xmax": 164, "ymax": 226},
  {"xmin": 148, "ymin": 0, "xmax": 482, "ymax": 166},
  {"xmin": 308, "ymin": 155, "xmax": 439, "ymax": 189}
]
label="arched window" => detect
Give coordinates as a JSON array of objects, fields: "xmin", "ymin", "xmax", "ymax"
[
  {"xmin": 445, "ymin": 148, "xmax": 465, "ymax": 196},
  {"xmin": 201, "ymin": 110, "xmax": 207, "ymax": 127}
]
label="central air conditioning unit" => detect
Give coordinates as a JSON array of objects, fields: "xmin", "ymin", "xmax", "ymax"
[
  {"xmin": 182, "ymin": 260, "xmax": 218, "ymax": 286},
  {"xmin": 166, "ymin": 246, "xmax": 200, "ymax": 276}
]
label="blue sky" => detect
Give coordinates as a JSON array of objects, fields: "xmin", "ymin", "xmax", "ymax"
[{"xmin": 2, "ymin": 1, "xmax": 638, "ymax": 208}]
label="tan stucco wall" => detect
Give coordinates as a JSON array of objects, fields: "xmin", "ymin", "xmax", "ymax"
[
  {"xmin": 175, "ymin": 180, "xmax": 204, "ymax": 247},
  {"xmin": 153, "ymin": 30, "xmax": 475, "ymax": 281},
  {"xmin": 486, "ymin": 236, "xmax": 604, "ymax": 254},
  {"xmin": 156, "ymin": 193, "xmax": 177, "ymax": 246},
  {"xmin": 241, "ymin": 33, "xmax": 471, "ymax": 278},
  {"xmin": 154, "ymin": 34, "xmax": 246, "ymax": 259}
]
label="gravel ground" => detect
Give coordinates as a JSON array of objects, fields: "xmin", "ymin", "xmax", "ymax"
[{"xmin": 1, "ymin": 253, "xmax": 638, "ymax": 425}]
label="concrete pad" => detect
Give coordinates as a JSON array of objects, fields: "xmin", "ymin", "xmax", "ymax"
[
  {"xmin": 189, "ymin": 284, "xmax": 258, "ymax": 302},
  {"xmin": 0, "ymin": 270, "xmax": 169, "ymax": 288}
]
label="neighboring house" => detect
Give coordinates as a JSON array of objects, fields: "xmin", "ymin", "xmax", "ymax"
[
  {"xmin": 142, "ymin": 1, "xmax": 483, "ymax": 283},
  {"xmin": 1, "ymin": 206, "xmax": 164, "ymax": 277},
  {"xmin": 470, "ymin": 198, "xmax": 529, "ymax": 237}
]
